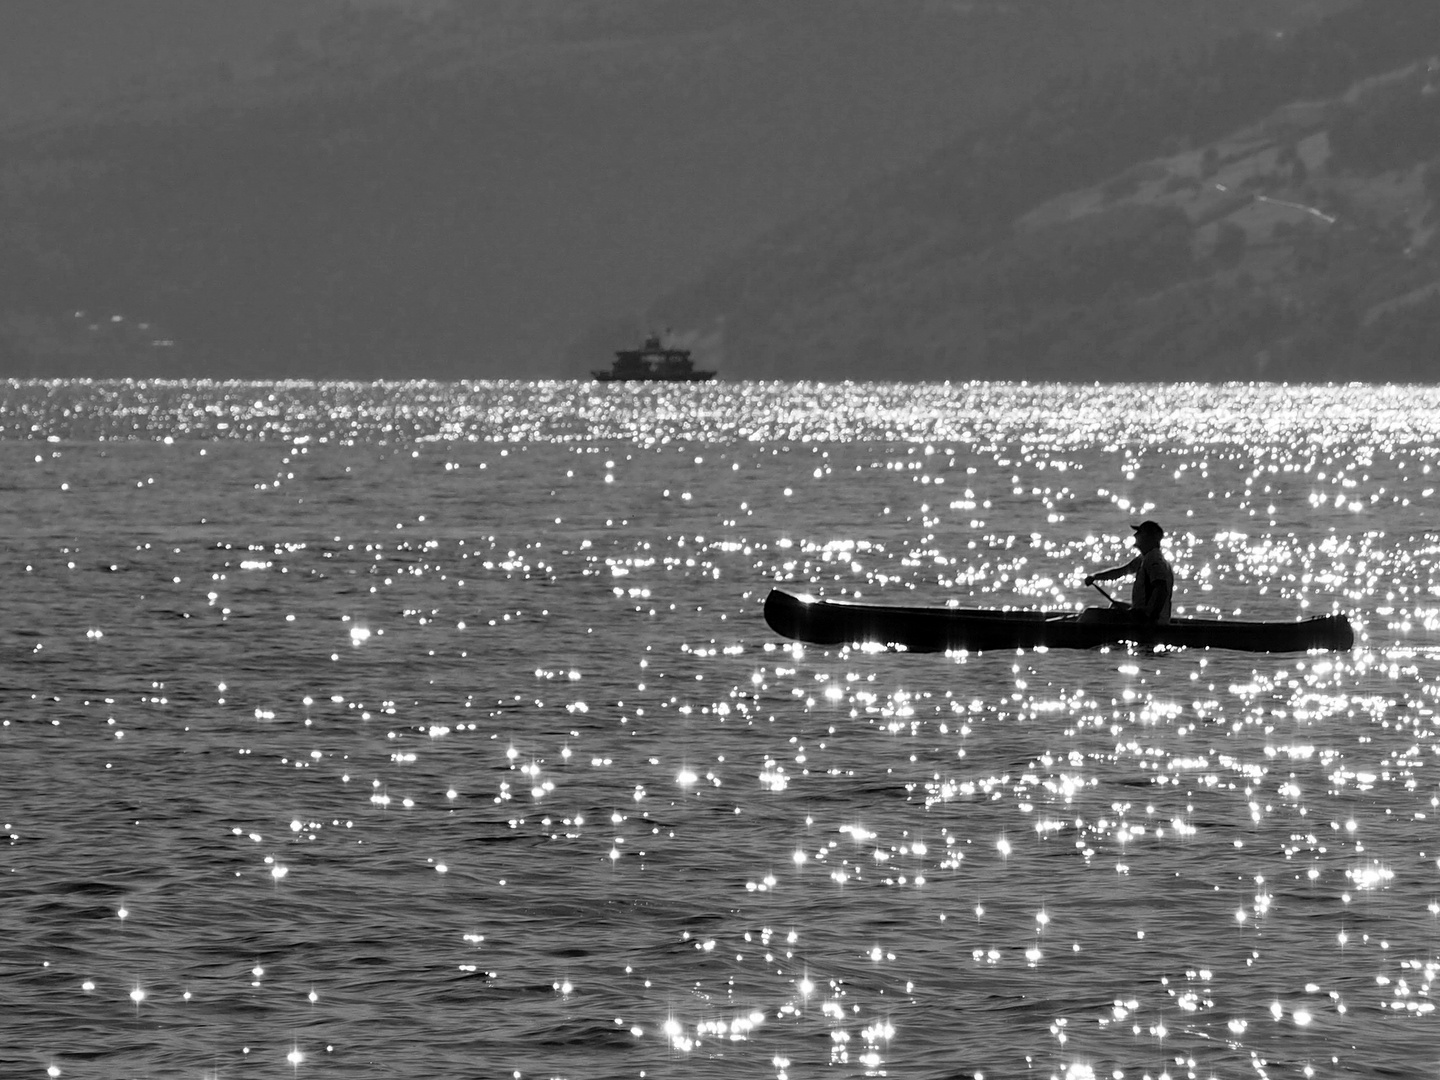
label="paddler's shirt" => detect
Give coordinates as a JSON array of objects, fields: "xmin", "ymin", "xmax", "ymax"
[{"xmin": 1128, "ymin": 548, "xmax": 1174, "ymax": 624}]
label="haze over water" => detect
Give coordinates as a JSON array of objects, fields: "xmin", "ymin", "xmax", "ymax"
[{"xmin": 3, "ymin": 380, "xmax": 1439, "ymax": 1080}]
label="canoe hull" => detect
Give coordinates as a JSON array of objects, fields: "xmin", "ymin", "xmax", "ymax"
[{"xmin": 763, "ymin": 589, "xmax": 1354, "ymax": 653}]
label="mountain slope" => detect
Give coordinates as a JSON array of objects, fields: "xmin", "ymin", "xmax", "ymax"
[
  {"xmin": 0, "ymin": 0, "xmax": 1356, "ymax": 378},
  {"xmin": 647, "ymin": 0, "xmax": 1440, "ymax": 381}
]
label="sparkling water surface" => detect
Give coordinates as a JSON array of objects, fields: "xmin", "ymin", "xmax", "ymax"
[{"xmin": 3, "ymin": 381, "xmax": 1440, "ymax": 1080}]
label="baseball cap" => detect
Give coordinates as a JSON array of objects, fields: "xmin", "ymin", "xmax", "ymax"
[{"xmin": 1131, "ymin": 520, "xmax": 1163, "ymax": 538}]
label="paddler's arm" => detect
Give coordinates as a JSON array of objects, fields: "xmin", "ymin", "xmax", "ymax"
[{"xmin": 1083, "ymin": 556, "xmax": 1140, "ymax": 587}]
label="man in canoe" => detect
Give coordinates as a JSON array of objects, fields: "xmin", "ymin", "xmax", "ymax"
[{"xmin": 1084, "ymin": 519, "xmax": 1174, "ymax": 624}]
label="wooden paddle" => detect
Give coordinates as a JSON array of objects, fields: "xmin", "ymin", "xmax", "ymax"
[{"xmin": 1090, "ymin": 581, "xmax": 1117, "ymax": 606}]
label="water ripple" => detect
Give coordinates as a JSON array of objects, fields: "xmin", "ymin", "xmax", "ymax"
[{"xmin": 2, "ymin": 382, "xmax": 1439, "ymax": 1078}]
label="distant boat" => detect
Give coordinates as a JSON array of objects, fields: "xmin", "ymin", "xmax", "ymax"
[{"xmin": 593, "ymin": 334, "xmax": 715, "ymax": 382}]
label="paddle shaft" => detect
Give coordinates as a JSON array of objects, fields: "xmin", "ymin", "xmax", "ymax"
[{"xmin": 1090, "ymin": 581, "xmax": 1117, "ymax": 605}]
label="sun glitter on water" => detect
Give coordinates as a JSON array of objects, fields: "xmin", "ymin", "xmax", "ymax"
[{"xmin": 5, "ymin": 381, "xmax": 1440, "ymax": 1078}]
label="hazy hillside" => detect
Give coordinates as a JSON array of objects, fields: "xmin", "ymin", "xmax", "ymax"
[
  {"xmin": 0, "ymin": 0, "xmax": 1356, "ymax": 378},
  {"xmin": 0, "ymin": 1, "xmax": 347, "ymax": 124},
  {"xmin": 649, "ymin": 0, "xmax": 1440, "ymax": 381}
]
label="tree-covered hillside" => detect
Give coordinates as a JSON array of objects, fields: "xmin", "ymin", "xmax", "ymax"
[
  {"xmin": 648, "ymin": 0, "xmax": 1440, "ymax": 381},
  {"xmin": 0, "ymin": 0, "xmax": 1356, "ymax": 378}
]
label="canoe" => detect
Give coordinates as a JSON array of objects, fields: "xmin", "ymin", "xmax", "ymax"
[{"xmin": 763, "ymin": 588, "xmax": 1354, "ymax": 654}]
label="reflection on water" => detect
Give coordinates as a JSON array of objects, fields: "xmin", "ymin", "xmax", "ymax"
[{"xmin": 1, "ymin": 381, "xmax": 1439, "ymax": 1078}]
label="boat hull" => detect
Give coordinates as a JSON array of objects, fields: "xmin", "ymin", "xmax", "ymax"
[
  {"xmin": 763, "ymin": 588, "xmax": 1354, "ymax": 653},
  {"xmin": 591, "ymin": 371, "xmax": 715, "ymax": 382}
]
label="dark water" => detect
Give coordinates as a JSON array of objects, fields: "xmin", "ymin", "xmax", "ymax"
[{"xmin": 3, "ymin": 381, "xmax": 1439, "ymax": 1079}]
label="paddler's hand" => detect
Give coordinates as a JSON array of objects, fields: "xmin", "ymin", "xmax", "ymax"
[{"xmin": 1083, "ymin": 575, "xmax": 1095, "ymax": 586}]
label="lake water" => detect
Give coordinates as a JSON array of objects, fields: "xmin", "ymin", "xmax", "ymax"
[{"xmin": 3, "ymin": 381, "xmax": 1439, "ymax": 1080}]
